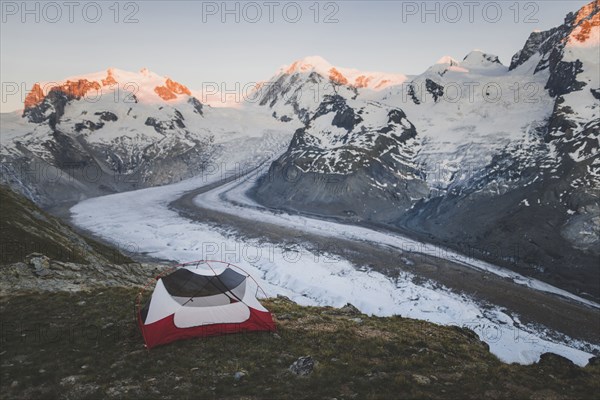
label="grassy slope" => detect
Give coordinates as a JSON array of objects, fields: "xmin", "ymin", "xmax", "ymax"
[
  {"xmin": 0, "ymin": 185, "xmax": 131, "ymax": 265},
  {"xmin": 1, "ymin": 288, "xmax": 598, "ymax": 400}
]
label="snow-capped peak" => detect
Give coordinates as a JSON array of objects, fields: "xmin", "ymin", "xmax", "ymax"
[
  {"xmin": 23, "ymin": 68, "xmax": 196, "ymax": 111},
  {"xmin": 461, "ymin": 50, "xmax": 503, "ymax": 67},
  {"xmin": 573, "ymin": 0, "xmax": 599, "ymax": 25},
  {"xmin": 421, "ymin": 51, "xmax": 504, "ymax": 77},
  {"xmin": 567, "ymin": 0, "xmax": 599, "ymax": 47},
  {"xmin": 278, "ymin": 56, "xmax": 407, "ymax": 91},
  {"xmin": 422, "ymin": 56, "xmax": 468, "ymax": 76},
  {"xmin": 282, "ymin": 55, "xmax": 333, "ymax": 75},
  {"xmin": 435, "ymin": 56, "xmax": 460, "ymax": 66}
]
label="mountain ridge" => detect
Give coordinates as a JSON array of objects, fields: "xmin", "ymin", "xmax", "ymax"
[
  {"xmin": 2, "ymin": 0, "xmax": 598, "ymax": 300},
  {"xmin": 250, "ymin": 0, "xmax": 600, "ymax": 300}
]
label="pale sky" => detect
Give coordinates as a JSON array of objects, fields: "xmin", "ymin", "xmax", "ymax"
[{"xmin": 0, "ymin": 0, "xmax": 591, "ymax": 112}]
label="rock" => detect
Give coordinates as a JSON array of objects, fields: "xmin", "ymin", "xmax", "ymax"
[
  {"xmin": 277, "ymin": 313, "xmax": 293, "ymax": 320},
  {"xmin": 276, "ymin": 294, "xmax": 293, "ymax": 302},
  {"xmin": 10, "ymin": 381, "xmax": 18, "ymax": 388},
  {"xmin": 538, "ymin": 353, "xmax": 576, "ymax": 368},
  {"xmin": 233, "ymin": 371, "xmax": 246, "ymax": 381},
  {"xmin": 165, "ymin": 78, "xmax": 191, "ymax": 95},
  {"xmin": 350, "ymin": 317, "xmax": 363, "ymax": 324},
  {"xmin": 587, "ymin": 356, "xmax": 600, "ymax": 366},
  {"xmin": 94, "ymin": 111, "xmax": 118, "ymax": 122},
  {"xmin": 1, "ymin": 252, "xmax": 165, "ymax": 294},
  {"xmin": 60, "ymin": 375, "xmax": 82, "ymax": 386},
  {"xmin": 289, "ymin": 356, "xmax": 315, "ymax": 376},
  {"xmin": 368, "ymin": 371, "xmax": 389, "ymax": 381},
  {"xmin": 188, "ymin": 97, "xmax": 204, "ymax": 115},
  {"xmin": 412, "ymin": 374, "xmax": 431, "ymax": 385},
  {"xmin": 323, "ymin": 303, "xmax": 362, "ymax": 316},
  {"xmin": 339, "ymin": 303, "xmax": 361, "ymax": 316},
  {"xmin": 26, "ymin": 253, "xmax": 51, "ymax": 277}
]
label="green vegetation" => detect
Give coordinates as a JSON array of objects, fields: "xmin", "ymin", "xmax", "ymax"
[
  {"xmin": 0, "ymin": 185, "xmax": 131, "ymax": 265},
  {"xmin": 1, "ymin": 288, "xmax": 598, "ymax": 399}
]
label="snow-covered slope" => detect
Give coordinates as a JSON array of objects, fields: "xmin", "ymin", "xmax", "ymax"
[
  {"xmin": 251, "ymin": 49, "xmax": 555, "ymax": 217},
  {"xmin": 253, "ymin": 94, "xmax": 428, "ymax": 219},
  {"xmin": 2, "ymin": 0, "xmax": 597, "ymax": 300},
  {"xmin": 399, "ymin": 1, "xmax": 600, "ymax": 300},
  {"xmin": 250, "ymin": 1, "xmax": 600, "ymax": 299},
  {"xmin": 382, "ymin": 50, "xmax": 554, "ymax": 191},
  {"xmin": 255, "ymin": 55, "xmax": 407, "ymax": 123},
  {"xmin": 251, "ymin": 56, "xmax": 427, "ymax": 220},
  {"xmin": 1, "ymin": 68, "xmax": 295, "ymax": 206}
]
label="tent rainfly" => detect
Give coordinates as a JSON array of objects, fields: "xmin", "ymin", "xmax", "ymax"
[{"xmin": 137, "ymin": 260, "xmax": 276, "ymax": 348}]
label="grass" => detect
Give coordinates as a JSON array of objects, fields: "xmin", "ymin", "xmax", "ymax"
[
  {"xmin": 1, "ymin": 288, "xmax": 598, "ymax": 399},
  {"xmin": 0, "ymin": 185, "xmax": 132, "ymax": 265}
]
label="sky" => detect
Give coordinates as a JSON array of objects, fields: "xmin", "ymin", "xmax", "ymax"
[{"xmin": 0, "ymin": 0, "xmax": 591, "ymax": 112}]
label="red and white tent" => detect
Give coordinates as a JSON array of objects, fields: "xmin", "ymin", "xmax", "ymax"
[{"xmin": 137, "ymin": 260, "xmax": 276, "ymax": 348}]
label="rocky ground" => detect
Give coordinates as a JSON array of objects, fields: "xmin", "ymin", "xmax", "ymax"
[
  {"xmin": 0, "ymin": 253, "xmax": 163, "ymax": 295},
  {"xmin": 0, "ymin": 183, "xmax": 168, "ymax": 294}
]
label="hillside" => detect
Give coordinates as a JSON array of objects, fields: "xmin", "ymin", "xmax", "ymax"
[
  {"xmin": 0, "ymin": 184, "xmax": 126, "ymax": 265},
  {"xmin": 0, "ymin": 185, "xmax": 163, "ymax": 294},
  {"xmin": 251, "ymin": 1, "xmax": 600, "ymax": 300},
  {"xmin": 0, "ymin": 177, "xmax": 598, "ymax": 399},
  {"xmin": 1, "ymin": 289, "xmax": 598, "ymax": 399}
]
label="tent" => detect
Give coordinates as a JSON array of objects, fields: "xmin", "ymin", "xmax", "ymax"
[{"xmin": 136, "ymin": 260, "xmax": 276, "ymax": 348}]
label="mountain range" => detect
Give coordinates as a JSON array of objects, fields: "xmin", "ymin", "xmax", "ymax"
[{"xmin": 1, "ymin": 1, "xmax": 598, "ymax": 299}]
